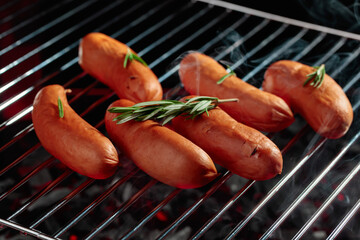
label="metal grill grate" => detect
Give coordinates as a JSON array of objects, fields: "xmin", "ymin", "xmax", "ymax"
[{"xmin": 0, "ymin": 0, "xmax": 359, "ymax": 239}]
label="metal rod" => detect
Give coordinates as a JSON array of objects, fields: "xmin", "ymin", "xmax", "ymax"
[
  {"xmin": 195, "ymin": 0, "xmax": 360, "ymax": 41},
  {"xmin": 0, "ymin": 218, "xmax": 59, "ymax": 240},
  {"xmin": 84, "ymin": 179, "xmax": 157, "ymax": 240},
  {"xmin": 0, "ymin": 0, "xmax": 74, "ymax": 39},
  {"xmin": 7, "ymin": 170, "xmax": 73, "ymax": 221},
  {"xmin": 0, "ymin": 158, "xmax": 55, "ymax": 202},
  {"xmin": 30, "ymin": 178, "xmax": 95, "ymax": 228},
  {"xmin": 53, "ymin": 168, "xmax": 139, "ymax": 238},
  {"xmin": 327, "ymin": 197, "xmax": 360, "ymax": 239},
  {"xmin": 291, "ymin": 32, "xmax": 327, "ymax": 62},
  {"xmin": 242, "ymin": 28, "xmax": 308, "ymax": 82},
  {"xmin": 156, "ymin": 171, "xmax": 233, "ymax": 239},
  {"xmin": 260, "ymin": 132, "xmax": 360, "ymax": 240},
  {"xmin": 293, "ymin": 151, "xmax": 360, "ymax": 240},
  {"xmin": 120, "ymin": 188, "xmax": 182, "ymax": 240},
  {"xmin": 313, "ymin": 37, "xmax": 347, "ymax": 66},
  {"xmin": 191, "ymin": 180, "xmax": 256, "ymax": 240},
  {"xmin": 0, "ymin": 0, "xmax": 99, "ymax": 57}
]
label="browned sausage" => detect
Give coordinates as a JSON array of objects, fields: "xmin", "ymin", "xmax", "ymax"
[
  {"xmin": 32, "ymin": 84, "xmax": 119, "ymax": 179},
  {"xmin": 105, "ymin": 99, "xmax": 218, "ymax": 189},
  {"xmin": 78, "ymin": 32, "xmax": 163, "ymax": 103},
  {"xmin": 172, "ymin": 96, "xmax": 283, "ymax": 181},
  {"xmin": 263, "ymin": 60, "xmax": 353, "ymax": 139},
  {"xmin": 179, "ymin": 52, "xmax": 294, "ymax": 132}
]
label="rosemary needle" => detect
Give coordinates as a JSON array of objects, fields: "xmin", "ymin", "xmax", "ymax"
[
  {"xmin": 303, "ymin": 64, "xmax": 326, "ymax": 88},
  {"xmin": 123, "ymin": 47, "xmax": 148, "ymax": 68},
  {"xmin": 217, "ymin": 65, "xmax": 236, "ymax": 84},
  {"xmin": 108, "ymin": 96, "xmax": 238, "ymax": 125},
  {"xmin": 57, "ymin": 97, "xmax": 64, "ymax": 118}
]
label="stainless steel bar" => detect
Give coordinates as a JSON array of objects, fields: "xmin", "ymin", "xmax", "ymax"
[
  {"xmin": 293, "ymin": 154, "xmax": 360, "ymax": 240},
  {"xmin": 0, "ymin": 157, "xmax": 55, "ymax": 202},
  {"xmin": 148, "ymin": 10, "xmax": 229, "ymax": 69},
  {"xmin": 137, "ymin": 7, "xmax": 211, "ymax": 57},
  {"xmin": 53, "ymin": 168, "xmax": 139, "ymax": 238},
  {"xmin": 158, "ymin": 14, "xmax": 250, "ymax": 83},
  {"xmin": 7, "ymin": 170, "xmax": 73, "ymax": 221},
  {"xmin": 0, "ymin": 0, "xmax": 167, "ymax": 116},
  {"xmin": 327, "ymin": 198, "xmax": 360, "ymax": 239},
  {"xmin": 120, "ymin": 188, "xmax": 182, "ymax": 240},
  {"xmin": 156, "ymin": 171, "xmax": 233, "ymax": 240},
  {"xmin": 260, "ymin": 132, "xmax": 360, "ymax": 240},
  {"xmin": 230, "ymin": 23, "xmax": 288, "ymax": 70},
  {"xmin": 330, "ymin": 43, "xmax": 360, "ymax": 78},
  {"xmin": 213, "ymin": 19, "xmax": 270, "ymax": 62},
  {"xmin": 313, "ymin": 37, "xmax": 347, "ymax": 66},
  {"xmin": 0, "ymin": 218, "xmax": 59, "ymax": 240},
  {"xmin": 0, "ymin": 0, "xmax": 98, "ymax": 57},
  {"xmin": 30, "ymin": 178, "xmax": 95, "ymax": 229},
  {"xmin": 242, "ymin": 28, "xmax": 308, "ymax": 82},
  {"xmin": 0, "ymin": 0, "xmax": 74, "ymax": 39},
  {"xmin": 195, "ymin": 0, "xmax": 360, "ymax": 41},
  {"xmin": 291, "ymin": 32, "xmax": 327, "ymax": 62},
  {"xmin": 190, "ymin": 180, "xmax": 256, "ymax": 240},
  {"xmin": 0, "ymin": 0, "xmax": 124, "ymax": 82},
  {"xmin": 84, "ymin": 179, "xmax": 157, "ymax": 240}
]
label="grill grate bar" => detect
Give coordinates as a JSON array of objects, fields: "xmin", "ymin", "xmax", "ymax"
[
  {"xmin": 327, "ymin": 198, "xmax": 360, "ymax": 239},
  {"xmin": 148, "ymin": 10, "xmax": 229, "ymax": 69},
  {"xmin": 158, "ymin": 13, "xmax": 250, "ymax": 83},
  {"xmin": 0, "ymin": 218, "xmax": 59, "ymax": 240},
  {"xmin": 0, "ymin": 0, "xmax": 171, "ymax": 119},
  {"xmin": 0, "ymin": 0, "xmax": 74, "ymax": 39},
  {"xmin": 30, "ymin": 178, "xmax": 95, "ymax": 229},
  {"xmin": 120, "ymin": 188, "xmax": 183, "ymax": 240},
  {"xmin": 84, "ymin": 179, "xmax": 158, "ymax": 240},
  {"xmin": 137, "ymin": 7, "xmax": 211, "ymax": 57},
  {"xmin": 7, "ymin": 170, "xmax": 73, "ymax": 221},
  {"xmin": 0, "ymin": 157, "xmax": 55, "ymax": 202},
  {"xmin": 156, "ymin": 171, "xmax": 233, "ymax": 239},
  {"xmin": 196, "ymin": 0, "xmax": 360, "ymax": 41},
  {"xmin": 53, "ymin": 168, "xmax": 139, "ymax": 238},
  {"xmin": 242, "ymin": 28, "xmax": 308, "ymax": 82},
  {"xmin": 260, "ymin": 131, "xmax": 360, "ymax": 240},
  {"xmin": 293, "ymin": 146, "xmax": 360, "ymax": 240},
  {"xmin": 230, "ymin": 23, "xmax": 288, "ymax": 71},
  {"xmin": 191, "ymin": 180, "xmax": 256, "ymax": 240},
  {"xmin": 291, "ymin": 32, "xmax": 327, "ymax": 62},
  {"xmin": 330, "ymin": 43, "xmax": 360, "ymax": 78},
  {"xmin": 313, "ymin": 37, "xmax": 347, "ymax": 66},
  {"xmin": 0, "ymin": 0, "xmax": 98, "ymax": 57}
]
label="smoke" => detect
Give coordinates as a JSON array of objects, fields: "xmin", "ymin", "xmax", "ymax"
[{"xmin": 297, "ymin": 0, "xmax": 360, "ymax": 32}]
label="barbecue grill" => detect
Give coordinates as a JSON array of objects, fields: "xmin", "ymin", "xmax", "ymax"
[{"xmin": 1, "ymin": 0, "xmax": 359, "ymax": 239}]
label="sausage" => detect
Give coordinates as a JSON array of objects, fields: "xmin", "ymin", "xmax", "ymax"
[
  {"xmin": 32, "ymin": 84, "xmax": 119, "ymax": 179},
  {"xmin": 105, "ymin": 99, "xmax": 218, "ymax": 189},
  {"xmin": 78, "ymin": 32, "xmax": 163, "ymax": 103},
  {"xmin": 263, "ymin": 60, "xmax": 353, "ymax": 139},
  {"xmin": 171, "ymin": 96, "xmax": 283, "ymax": 181},
  {"xmin": 179, "ymin": 52, "xmax": 294, "ymax": 132}
]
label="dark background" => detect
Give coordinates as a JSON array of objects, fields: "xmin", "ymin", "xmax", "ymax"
[{"xmin": 225, "ymin": 0, "xmax": 360, "ymax": 33}]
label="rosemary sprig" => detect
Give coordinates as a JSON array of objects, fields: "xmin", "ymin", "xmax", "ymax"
[
  {"xmin": 57, "ymin": 97, "xmax": 64, "ymax": 118},
  {"xmin": 217, "ymin": 65, "xmax": 236, "ymax": 84},
  {"xmin": 108, "ymin": 96, "xmax": 238, "ymax": 125},
  {"xmin": 123, "ymin": 47, "xmax": 148, "ymax": 68},
  {"xmin": 303, "ymin": 64, "xmax": 325, "ymax": 88}
]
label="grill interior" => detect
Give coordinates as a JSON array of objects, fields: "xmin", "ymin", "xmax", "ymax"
[{"xmin": 1, "ymin": 0, "xmax": 360, "ymax": 239}]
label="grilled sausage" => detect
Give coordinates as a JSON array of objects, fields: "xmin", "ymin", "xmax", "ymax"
[
  {"xmin": 263, "ymin": 60, "xmax": 353, "ymax": 139},
  {"xmin": 32, "ymin": 84, "xmax": 119, "ymax": 179},
  {"xmin": 105, "ymin": 99, "xmax": 218, "ymax": 189},
  {"xmin": 78, "ymin": 32, "xmax": 163, "ymax": 103},
  {"xmin": 172, "ymin": 96, "xmax": 283, "ymax": 181},
  {"xmin": 179, "ymin": 52, "xmax": 294, "ymax": 132}
]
